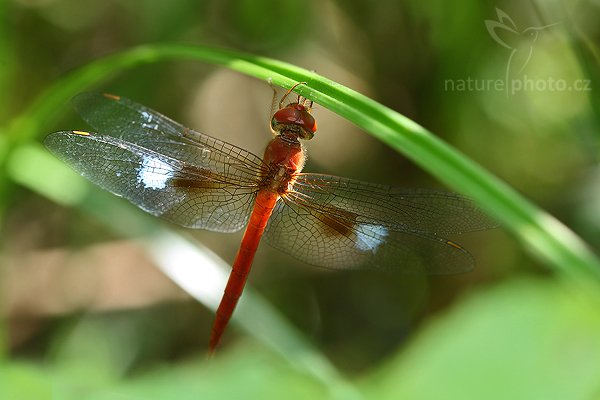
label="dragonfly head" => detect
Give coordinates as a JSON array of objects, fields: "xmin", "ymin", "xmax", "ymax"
[{"xmin": 271, "ymin": 102, "xmax": 317, "ymax": 140}]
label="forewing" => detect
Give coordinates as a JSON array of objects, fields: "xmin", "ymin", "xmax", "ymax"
[
  {"xmin": 264, "ymin": 174, "xmax": 494, "ymax": 273},
  {"xmin": 290, "ymin": 174, "xmax": 494, "ymax": 235},
  {"xmin": 71, "ymin": 92, "xmax": 265, "ymax": 184},
  {"xmin": 44, "ymin": 131, "xmax": 258, "ymax": 232}
]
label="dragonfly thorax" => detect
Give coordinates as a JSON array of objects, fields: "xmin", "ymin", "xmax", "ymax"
[
  {"xmin": 271, "ymin": 103, "xmax": 317, "ymax": 140},
  {"xmin": 261, "ymin": 135, "xmax": 305, "ymax": 194}
]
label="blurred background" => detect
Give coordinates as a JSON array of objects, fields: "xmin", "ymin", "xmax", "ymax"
[{"xmin": 2, "ymin": 0, "xmax": 600, "ymax": 399}]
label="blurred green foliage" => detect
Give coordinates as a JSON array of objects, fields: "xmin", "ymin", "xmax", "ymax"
[{"xmin": 2, "ymin": 0, "xmax": 600, "ymax": 399}]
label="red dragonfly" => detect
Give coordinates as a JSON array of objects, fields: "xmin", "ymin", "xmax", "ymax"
[{"xmin": 44, "ymin": 85, "xmax": 492, "ymax": 353}]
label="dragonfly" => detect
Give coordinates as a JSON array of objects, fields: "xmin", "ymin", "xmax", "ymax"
[{"xmin": 44, "ymin": 84, "xmax": 493, "ymax": 354}]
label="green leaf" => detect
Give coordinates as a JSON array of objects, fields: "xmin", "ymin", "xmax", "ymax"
[
  {"xmin": 0, "ymin": 362, "xmax": 53, "ymax": 400},
  {"xmin": 107, "ymin": 348, "xmax": 329, "ymax": 400},
  {"xmin": 363, "ymin": 278, "xmax": 600, "ymax": 400}
]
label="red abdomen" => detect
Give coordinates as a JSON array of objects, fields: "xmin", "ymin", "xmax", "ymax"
[{"xmin": 208, "ymin": 135, "xmax": 306, "ymax": 354}]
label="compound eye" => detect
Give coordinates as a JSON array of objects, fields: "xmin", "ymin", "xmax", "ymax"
[
  {"xmin": 299, "ymin": 110, "xmax": 317, "ymax": 134},
  {"xmin": 272, "ymin": 106, "xmax": 301, "ymax": 125},
  {"xmin": 273, "ymin": 105, "xmax": 317, "ymax": 131}
]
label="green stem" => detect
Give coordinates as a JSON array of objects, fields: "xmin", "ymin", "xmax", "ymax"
[{"xmin": 6, "ymin": 43, "xmax": 600, "ymax": 288}]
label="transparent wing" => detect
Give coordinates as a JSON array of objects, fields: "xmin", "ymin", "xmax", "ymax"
[
  {"xmin": 264, "ymin": 174, "xmax": 495, "ymax": 274},
  {"xmin": 71, "ymin": 92, "xmax": 266, "ymax": 184},
  {"xmin": 44, "ymin": 131, "xmax": 259, "ymax": 232}
]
